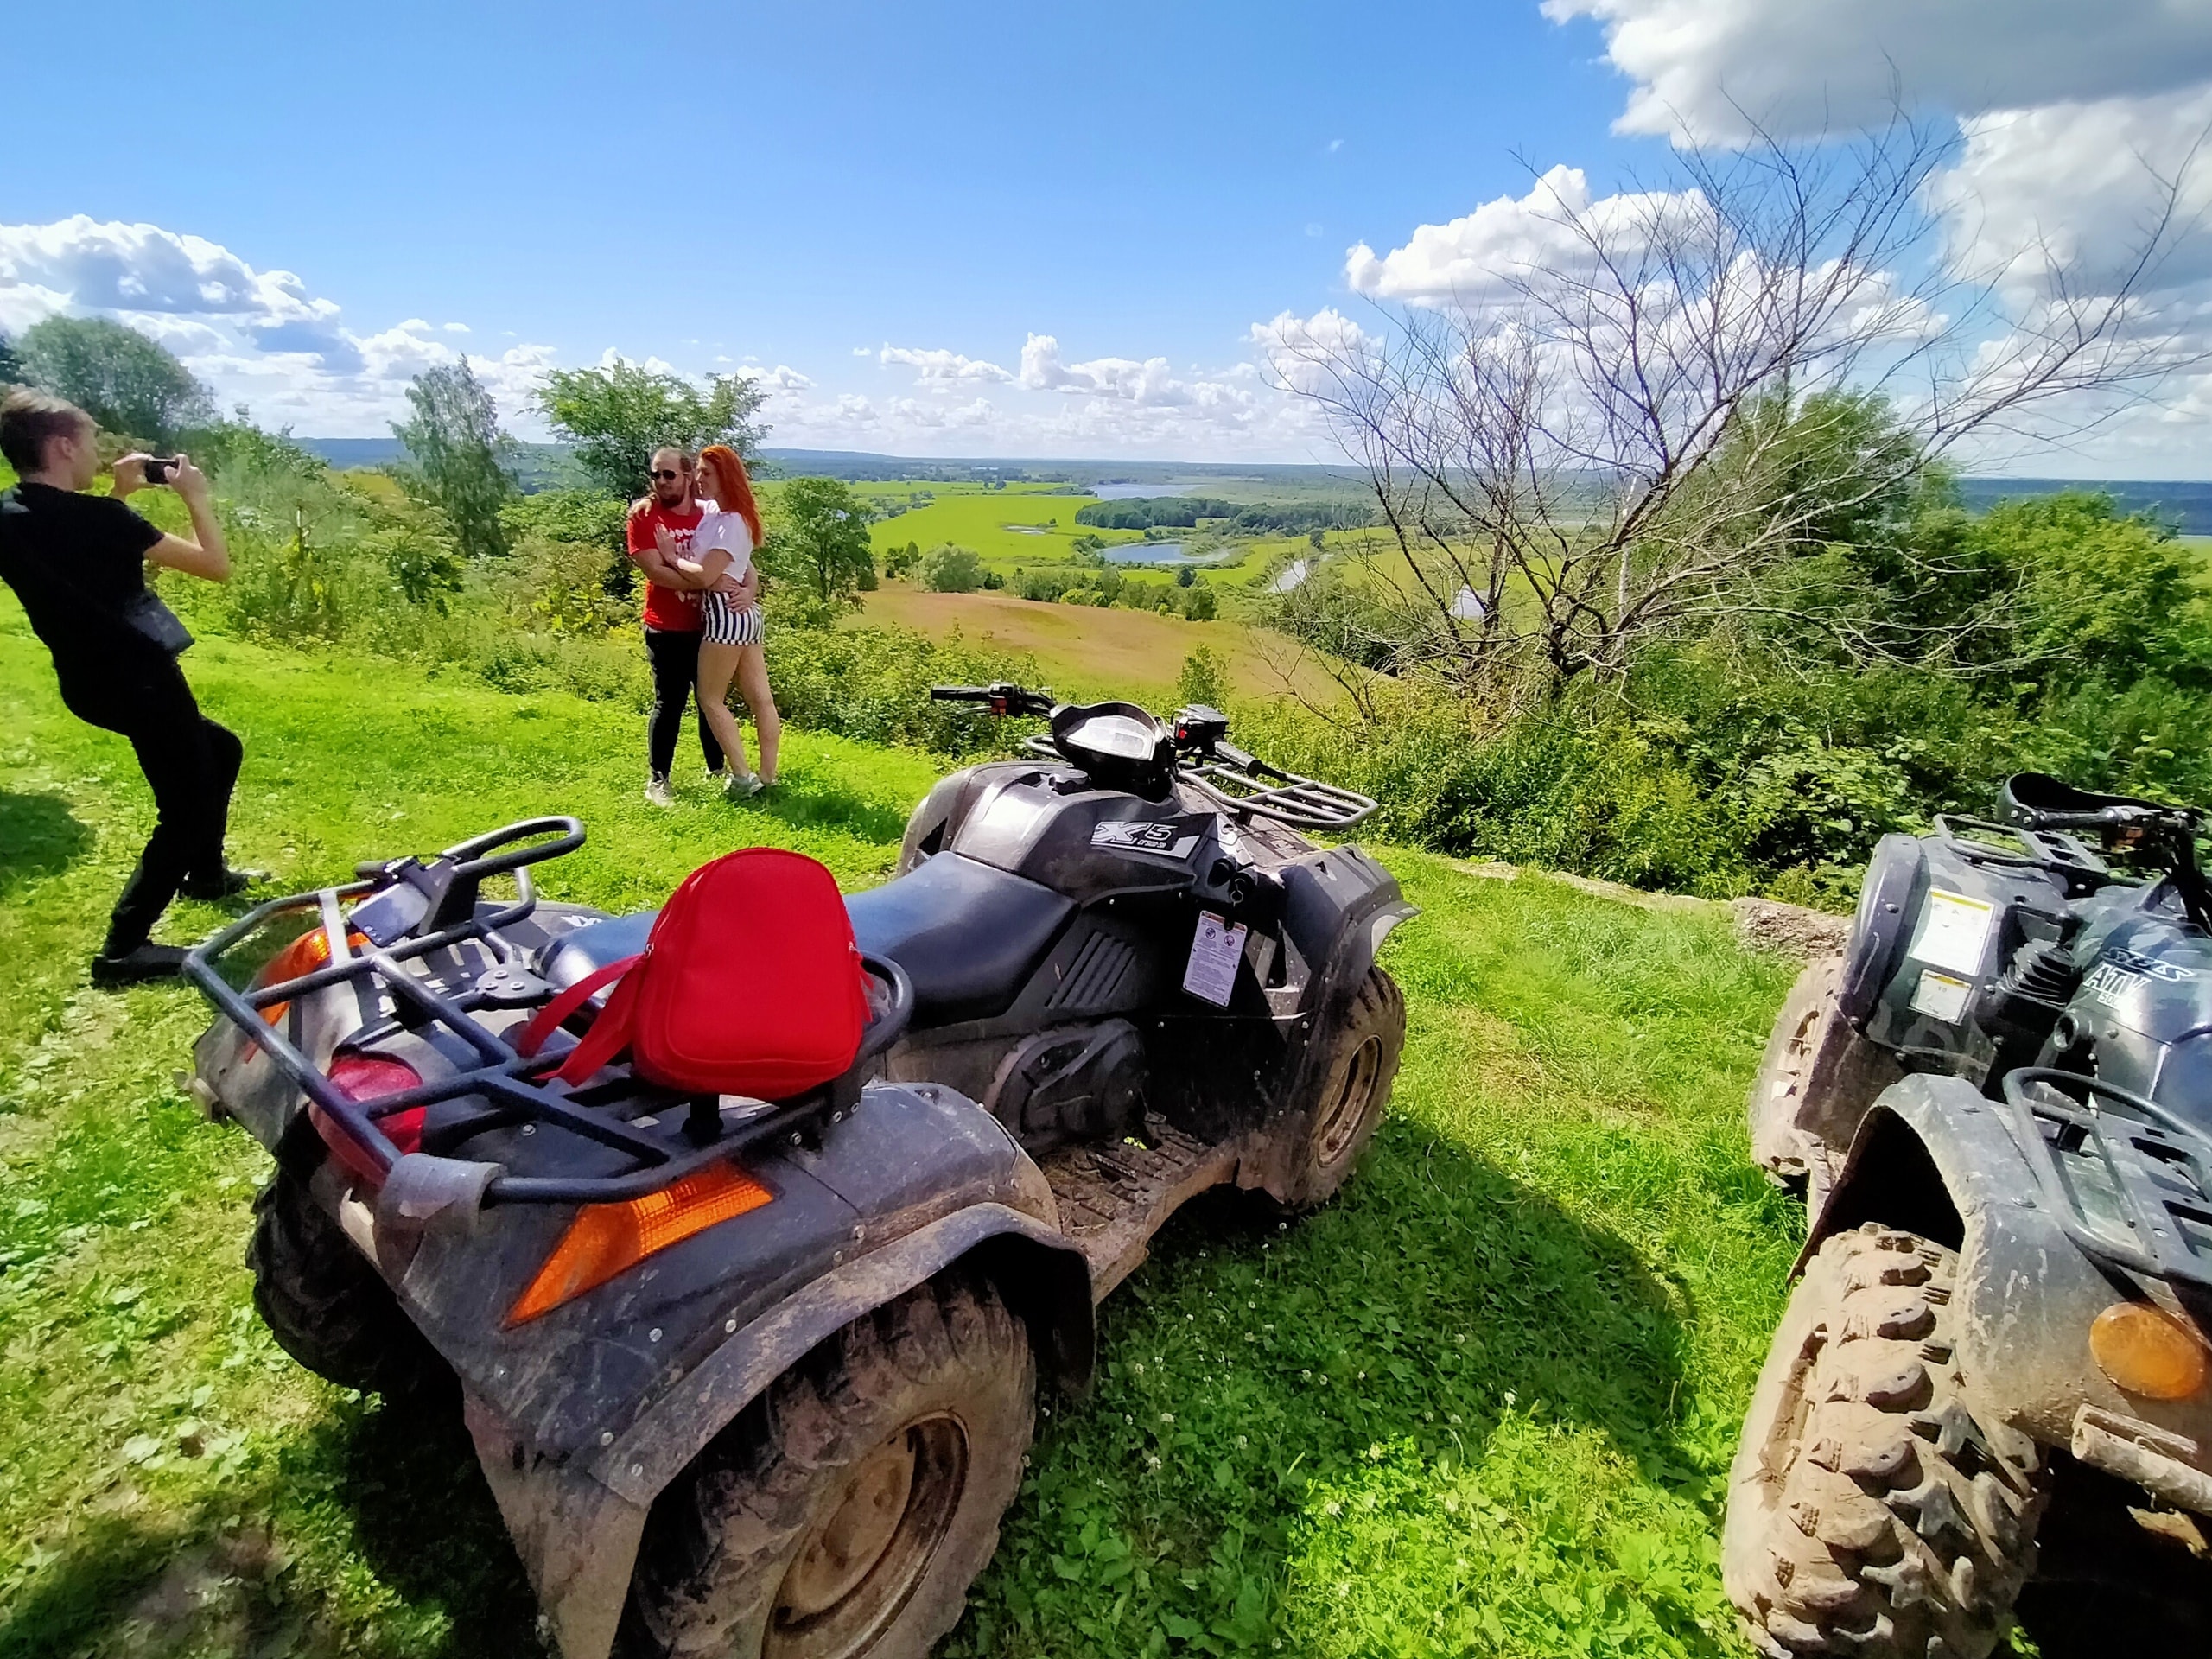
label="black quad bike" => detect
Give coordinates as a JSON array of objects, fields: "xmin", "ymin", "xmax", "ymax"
[
  {"xmin": 183, "ymin": 684, "xmax": 1411, "ymax": 1659},
  {"xmin": 1728, "ymin": 773, "xmax": 2212, "ymax": 1657}
]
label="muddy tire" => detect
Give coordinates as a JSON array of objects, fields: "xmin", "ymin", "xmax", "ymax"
[
  {"xmin": 1276, "ymin": 967, "xmax": 1404, "ymax": 1211},
  {"xmin": 1749, "ymin": 957, "xmax": 1897, "ymax": 1206},
  {"xmin": 617, "ymin": 1274, "xmax": 1034, "ymax": 1659},
  {"xmin": 1724, "ymin": 1224, "xmax": 2047, "ymax": 1658},
  {"xmin": 246, "ymin": 1168, "xmax": 441, "ymax": 1397}
]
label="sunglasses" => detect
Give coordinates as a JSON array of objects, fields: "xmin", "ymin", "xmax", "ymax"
[{"xmin": 649, "ymin": 468, "xmax": 685, "ymax": 481}]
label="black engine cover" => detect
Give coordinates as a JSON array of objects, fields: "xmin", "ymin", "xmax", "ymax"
[{"xmin": 983, "ymin": 1020, "xmax": 1146, "ymax": 1154}]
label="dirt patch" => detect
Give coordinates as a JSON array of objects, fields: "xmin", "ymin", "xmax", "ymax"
[{"xmin": 1729, "ymin": 898, "xmax": 1851, "ymax": 959}]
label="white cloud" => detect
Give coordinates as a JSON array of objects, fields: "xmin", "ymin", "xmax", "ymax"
[
  {"xmin": 0, "ymin": 215, "xmax": 564, "ymax": 435},
  {"xmin": 1543, "ymin": 0, "xmax": 2212, "ymax": 143},
  {"xmin": 1344, "ymin": 165, "xmax": 1709, "ymax": 308},
  {"xmin": 878, "ymin": 344, "xmax": 1014, "ymax": 384}
]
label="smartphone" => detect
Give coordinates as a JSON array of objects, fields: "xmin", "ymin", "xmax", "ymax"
[{"xmin": 143, "ymin": 457, "xmax": 175, "ymax": 485}]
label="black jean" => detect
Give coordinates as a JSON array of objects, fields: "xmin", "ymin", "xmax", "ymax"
[
  {"xmin": 644, "ymin": 626, "xmax": 725, "ymax": 779},
  {"xmin": 63, "ymin": 658, "xmax": 244, "ymax": 957}
]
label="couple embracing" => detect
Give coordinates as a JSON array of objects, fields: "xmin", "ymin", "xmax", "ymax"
[{"xmin": 626, "ymin": 443, "xmax": 780, "ymax": 806}]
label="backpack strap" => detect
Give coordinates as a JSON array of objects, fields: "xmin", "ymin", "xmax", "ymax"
[{"xmin": 513, "ymin": 953, "xmax": 640, "ymax": 1063}]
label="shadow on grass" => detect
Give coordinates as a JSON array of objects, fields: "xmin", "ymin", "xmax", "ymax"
[
  {"xmin": 747, "ymin": 771, "xmax": 910, "ymax": 845},
  {"xmin": 0, "ymin": 791, "xmax": 92, "ymax": 896},
  {"xmin": 0, "ymin": 1400, "xmax": 539, "ymax": 1659},
  {"xmin": 1145, "ymin": 1116, "xmax": 1701, "ymax": 1480},
  {"xmin": 960, "ymin": 1115, "xmax": 1724, "ymax": 1653}
]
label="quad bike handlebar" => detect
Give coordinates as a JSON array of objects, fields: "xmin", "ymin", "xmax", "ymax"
[{"xmin": 928, "ymin": 683, "xmax": 1380, "ymax": 830}]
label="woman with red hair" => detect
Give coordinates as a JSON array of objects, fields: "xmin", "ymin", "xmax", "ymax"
[{"xmin": 659, "ymin": 444, "xmax": 780, "ymax": 794}]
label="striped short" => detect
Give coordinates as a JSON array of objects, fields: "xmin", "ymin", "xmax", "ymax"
[{"xmin": 702, "ymin": 593, "xmax": 763, "ymax": 647}]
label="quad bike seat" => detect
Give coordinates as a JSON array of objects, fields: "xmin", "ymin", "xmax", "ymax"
[
  {"xmin": 844, "ymin": 852, "xmax": 1074, "ymax": 1022},
  {"xmin": 543, "ymin": 854, "xmax": 1074, "ymax": 1027}
]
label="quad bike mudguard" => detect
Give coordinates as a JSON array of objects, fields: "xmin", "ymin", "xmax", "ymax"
[
  {"xmin": 1808, "ymin": 1074, "xmax": 2212, "ymax": 1498},
  {"xmin": 356, "ymin": 1077, "xmax": 1087, "ymax": 1659}
]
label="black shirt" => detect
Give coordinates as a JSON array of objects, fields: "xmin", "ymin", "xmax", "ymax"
[{"xmin": 0, "ymin": 481, "xmax": 168, "ymax": 696}]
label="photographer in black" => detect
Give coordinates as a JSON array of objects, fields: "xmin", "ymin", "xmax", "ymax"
[{"xmin": 0, "ymin": 389, "xmax": 262, "ymax": 986}]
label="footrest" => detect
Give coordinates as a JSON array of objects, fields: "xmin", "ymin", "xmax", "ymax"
[{"xmin": 1039, "ymin": 1115, "xmax": 1237, "ymax": 1300}]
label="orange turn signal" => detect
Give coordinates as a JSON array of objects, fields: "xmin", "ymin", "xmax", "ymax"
[
  {"xmin": 2090, "ymin": 1301, "xmax": 2209, "ymax": 1401},
  {"xmin": 506, "ymin": 1161, "xmax": 773, "ymax": 1325},
  {"xmin": 254, "ymin": 925, "xmax": 369, "ymax": 1027}
]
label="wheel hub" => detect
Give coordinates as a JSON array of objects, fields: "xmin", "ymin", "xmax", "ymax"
[
  {"xmin": 768, "ymin": 1414, "xmax": 969, "ymax": 1658},
  {"xmin": 1313, "ymin": 1034, "xmax": 1383, "ymax": 1168}
]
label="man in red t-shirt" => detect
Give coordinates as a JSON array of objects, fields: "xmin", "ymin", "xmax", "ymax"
[{"xmin": 626, "ymin": 446, "xmax": 756, "ymax": 805}]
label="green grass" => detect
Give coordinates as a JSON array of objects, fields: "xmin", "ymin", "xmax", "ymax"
[{"xmin": 0, "ymin": 608, "xmax": 1802, "ymax": 1657}]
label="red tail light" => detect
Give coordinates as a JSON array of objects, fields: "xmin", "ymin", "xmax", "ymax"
[{"xmin": 309, "ymin": 1052, "xmax": 425, "ymax": 1185}]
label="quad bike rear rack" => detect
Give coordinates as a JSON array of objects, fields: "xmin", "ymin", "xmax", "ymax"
[
  {"xmin": 2002, "ymin": 1066, "xmax": 2212, "ymax": 1288},
  {"xmin": 185, "ymin": 817, "xmax": 911, "ymax": 1207}
]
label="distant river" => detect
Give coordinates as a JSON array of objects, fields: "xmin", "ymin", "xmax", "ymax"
[{"xmin": 1090, "ymin": 484, "xmax": 1197, "ymax": 501}]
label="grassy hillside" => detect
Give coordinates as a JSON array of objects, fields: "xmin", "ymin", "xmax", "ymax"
[
  {"xmin": 851, "ymin": 588, "xmax": 1335, "ymax": 705},
  {"xmin": 0, "ymin": 611, "xmax": 1805, "ymax": 1658}
]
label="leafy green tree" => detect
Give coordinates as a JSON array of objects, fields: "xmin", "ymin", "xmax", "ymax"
[
  {"xmin": 498, "ymin": 487, "xmax": 629, "ymax": 553},
  {"xmin": 17, "ymin": 315, "xmax": 213, "ymax": 443},
  {"xmin": 920, "ymin": 543, "xmax": 986, "ymax": 593},
  {"xmin": 393, "ymin": 360, "xmax": 515, "ymax": 561},
  {"xmin": 531, "ymin": 358, "xmax": 767, "ymax": 499},
  {"xmin": 1181, "ymin": 582, "xmax": 1218, "ymax": 621},
  {"xmin": 1176, "ymin": 645, "xmax": 1229, "ymax": 708},
  {"xmin": 0, "ymin": 327, "xmax": 21, "ymax": 387},
  {"xmin": 772, "ymin": 476, "xmax": 876, "ymax": 604}
]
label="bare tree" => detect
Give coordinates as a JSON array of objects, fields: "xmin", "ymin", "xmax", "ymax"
[{"xmin": 1270, "ymin": 113, "xmax": 2206, "ymax": 708}]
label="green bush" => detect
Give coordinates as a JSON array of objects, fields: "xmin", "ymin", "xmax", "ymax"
[{"xmin": 920, "ymin": 543, "xmax": 987, "ymax": 593}]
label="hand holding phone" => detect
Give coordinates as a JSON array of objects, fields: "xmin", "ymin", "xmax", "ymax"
[{"xmin": 143, "ymin": 457, "xmax": 175, "ymax": 486}]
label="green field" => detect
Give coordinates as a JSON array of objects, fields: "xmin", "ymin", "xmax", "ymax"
[
  {"xmin": 838, "ymin": 482, "xmax": 1293, "ymax": 591},
  {"xmin": 0, "ymin": 611, "xmax": 1805, "ymax": 1658}
]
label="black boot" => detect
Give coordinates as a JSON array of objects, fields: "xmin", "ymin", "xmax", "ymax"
[{"xmin": 90, "ymin": 943, "xmax": 189, "ymax": 987}]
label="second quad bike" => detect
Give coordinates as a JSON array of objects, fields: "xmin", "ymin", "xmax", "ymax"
[
  {"xmin": 1728, "ymin": 772, "xmax": 2212, "ymax": 1656},
  {"xmin": 183, "ymin": 684, "xmax": 1412, "ymax": 1659}
]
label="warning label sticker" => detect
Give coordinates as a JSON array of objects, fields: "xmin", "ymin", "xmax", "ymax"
[
  {"xmin": 1183, "ymin": 910, "xmax": 1248, "ymax": 1007},
  {"xmin": 1910, "ymin": 968, "xmax": 1973, "ymax": 1023},
  {"xmin": 1907, "ymin": 889, "xmax": 1994, "ymax": 977}
]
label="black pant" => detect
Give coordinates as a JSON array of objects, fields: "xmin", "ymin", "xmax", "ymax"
[
  {"xmin": 63, "ymin": 658, "xmax": 244, "ymax": 956},
  {"xmin": 644, "ymin": 626, "xmax": 725, "ymax": 779}
]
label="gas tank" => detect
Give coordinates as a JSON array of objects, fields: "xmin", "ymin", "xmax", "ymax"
[{"xmin": 946, "ymin": 764, "xmax": 1226, "ymax": 904}]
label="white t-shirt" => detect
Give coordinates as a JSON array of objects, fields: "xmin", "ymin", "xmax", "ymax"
[{"xmin": 690, "ymin": 503, "xmax": 755, "ymax": 587}]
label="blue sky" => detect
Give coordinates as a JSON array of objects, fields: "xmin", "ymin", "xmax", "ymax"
[{"xmin": 3, "ymin": 0, "xmax": 2209, "ymax": 470}]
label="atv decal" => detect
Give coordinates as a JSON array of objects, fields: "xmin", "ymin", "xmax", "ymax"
[
  {"xmin": 1092, "ymin": 820, "xmax": 1200, "ymax": 861},
  {"xmin": 2086, "ymin": 960, "xmax": 2148, "ymax": 1008},
  {"xmin": 1183, "ymin": 910, "xmax": 1247, "ymax": 1006},
  {"xmin": 1909, "ymin": 889, "xmax": 1995, "ymax": 976},
  {"xmin": 1909, "ymin": 968, "xmax": 1973, "ymax": 1023},
  {"xmin": 2101, "ymin": 947, "xmax": 2198, "ymax": 982}
]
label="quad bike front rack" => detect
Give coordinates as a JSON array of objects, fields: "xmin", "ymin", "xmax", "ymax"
[
  {"xmin": 185, "ymin": 817, "xmax": 912, "ymax": 1207},
  {"xmin": 2002, "ymin": 1066, "xmax": 2212, "ymax": 1288}
]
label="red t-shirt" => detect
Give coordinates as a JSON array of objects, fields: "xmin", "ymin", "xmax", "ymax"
[{"xmin": 626, "ymin": 500, "xmax": 706, "ymax": 632}]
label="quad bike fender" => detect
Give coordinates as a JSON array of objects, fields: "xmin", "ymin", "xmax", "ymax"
[
  {"xmin": 1278, "ymin": 845, "xmax": 1414, "ymax": 1012},
  {"xmin": 463, "ymin": 1199, "xmax": 1091, "ymax": 1659},
  {"xmin": 1804, "ymin": 1074, "xmax": 2212, "ymax": 1467}
]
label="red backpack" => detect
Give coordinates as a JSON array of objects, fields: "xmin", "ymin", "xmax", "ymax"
[{"xmin": 518, "ymin": 848, "xmax": 871, "ymax": 1098}]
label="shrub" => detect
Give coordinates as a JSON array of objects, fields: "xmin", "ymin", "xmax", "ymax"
[
  {"xmin": 1180, "ymin": 583, "xmax": 1218, "ymax": 621},
  {"xmin": 921, "ymin": 543, "xmax": 987, "ymax": 593},
  {"xmin": 1176, "ymin": 645, "xmax": 1229, "ymax": 709}
]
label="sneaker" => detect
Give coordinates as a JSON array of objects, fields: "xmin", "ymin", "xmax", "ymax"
[
  {"xmin": 180, "ymin": 866, "xmax": 270, "ymax": 901},
  {"xmin": 645, "ymin": 774, "xmax": 677, "ymax": 809},
  {"xmin": 91, "ymin": 943, "xmax": 189, "ymax": 987},
  {"xmin": 723, "ymin": 771, "xmax": 765, "ymax": 800}
]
